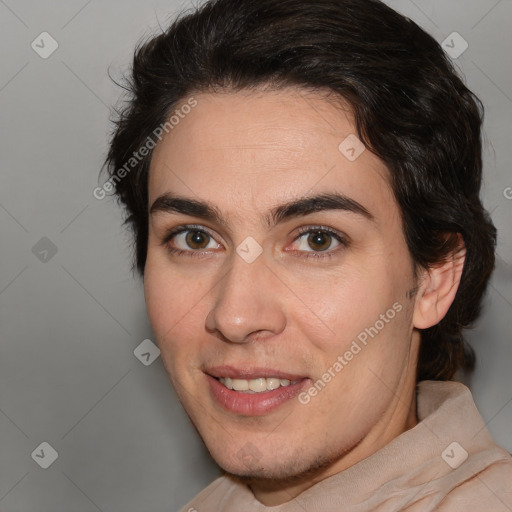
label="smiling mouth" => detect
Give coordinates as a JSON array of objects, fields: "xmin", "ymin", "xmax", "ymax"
[
  {"xmin": 205, "ymin": 368, "xmax": 309, "ymax": 415},
  {"xmin": 216, "ymin": 376, "xmax": 302, "ymax": 393}
]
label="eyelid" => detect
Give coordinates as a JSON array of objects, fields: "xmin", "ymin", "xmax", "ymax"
[
  {"xmin": 293, "ymin": 225, "xmax": 349, "ymax": 244},
  {"xmin": 161, "ymin": 224, "xmax": 218, "ymax": 245},
  {"xmin": 286, "ymin": 225, "xmax": 349, "ymax": 256},
  {"xmin": 161, "ymin": 224, "xmax": 225, "ymax": 255},
  {"xmin": 160, "ymin": 223, "xmax": 349, "ymax": 259},
  {"xmin": 297, "ymin": 224, "xmax": 341, "ymax": 234}
]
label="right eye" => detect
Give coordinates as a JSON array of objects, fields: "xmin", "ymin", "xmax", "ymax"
[{"xmin": 164, "ymin": 226, "xmax": 222, "ymax": 255}]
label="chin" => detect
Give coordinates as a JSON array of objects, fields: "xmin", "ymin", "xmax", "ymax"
[
  {"xmin": 212, "ymin": 446, "xmax": 318, "ymax": 481},
  {"xmin": 216, "ymin": 437, "xmax": 358, "ymax": 486},
  {"xmin": 222, "ymin": 454, "xmax": 338, "ymax": 486},
  {"xmin": 223, "ymin": 462, "xmax": 301, "ymax": 481}
]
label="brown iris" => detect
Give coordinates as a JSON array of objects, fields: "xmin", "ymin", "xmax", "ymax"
[
  {"xmin": 307, "ymin": 231, "xmax": 332, "ymax": 251},
  {"xmin": 185, "ymin": 230, "xmax": 210, "ymax": 249}
]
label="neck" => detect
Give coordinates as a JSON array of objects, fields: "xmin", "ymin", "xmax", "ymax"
[{"xmin": 248, "ymin": 360, "xmax": 419, "ymax": 506}]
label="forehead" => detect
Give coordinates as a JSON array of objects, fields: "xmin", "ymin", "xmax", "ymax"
[{"xmin": 148, "ymin": 87, "xmax": 396, "ymax": 221}]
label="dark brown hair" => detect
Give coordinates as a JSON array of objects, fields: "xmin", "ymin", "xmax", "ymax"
[{"xmin": 104, "ymin": 0, "xmax": 497, "ymax": 382}]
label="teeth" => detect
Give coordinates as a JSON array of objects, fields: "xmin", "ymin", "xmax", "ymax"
[
  {"xmin": 267, "ymin": 378, "xmax": 281, "ymax": 390},
  {"xmin": 231, "ymin": 379, "xmax": 249, "ymax": 391},
  {"xmin": 218, "ymin": 377, "xmax": 298, "ymax": 392},
  {"xmin": 248, "ymin": 378, "xmax": 266, "ymax": 392}
]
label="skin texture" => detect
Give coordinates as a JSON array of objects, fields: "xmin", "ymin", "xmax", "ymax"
[{"xmin": 144, "ymin": 87, "xmax": 465, "ymax": 506}]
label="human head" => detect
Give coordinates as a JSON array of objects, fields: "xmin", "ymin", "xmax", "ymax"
[
  {"xmin": 105, "ymin": 0, "xmax": 496, "ymax": 382},
  {"xmin": 103, "ymin": 0, "xmax": 496, "ymax": 500}
]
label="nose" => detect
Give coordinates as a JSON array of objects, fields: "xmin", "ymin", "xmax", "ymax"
[{"xmin": 205, "ymin": 252, "xmax": 286, "ymax": 343}]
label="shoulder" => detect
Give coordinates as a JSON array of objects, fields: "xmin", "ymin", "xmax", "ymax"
[{"xmin": 436, "ymin": 452, "xmax": 512, "ymax": 512}]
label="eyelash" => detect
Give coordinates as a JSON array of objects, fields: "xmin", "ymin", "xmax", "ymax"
[
  {"xmin": 292, "ymin": 226, "xmax": 348, "ymax": 260},
  {"xmin": 162, "ymin": 224, "xmax": 217, "ymax": 259},
  {"xmin": 161, "ymin": 224, "xmax": 349, "ymax": 259}
]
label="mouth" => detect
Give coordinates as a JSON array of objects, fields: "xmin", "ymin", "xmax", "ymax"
[
  {"xmin": 205, "ymin": 366, "xmax": 310, "ymax": 415},
  {"xmin": 216, "ymin": 376, "xmax": 301, "ymax": 393}
]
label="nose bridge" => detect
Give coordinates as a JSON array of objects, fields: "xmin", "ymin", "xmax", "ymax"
[
  {"xmin": 206, "ymin": 252, "xmax": 285, "ymax": 342},
  {"xmin": 218, "ymin": 256, "xmax": 255, "ymax": 311}
]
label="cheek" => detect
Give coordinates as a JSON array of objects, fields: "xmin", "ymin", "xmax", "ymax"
[
  {"xmin": 144, "ymin": 256, "xmax": 201, "ymax": 348},
  {"xmin": 292, "ymin": 255, "xmax": 413, "ymax": 370},
  {"xmin": 144, "ymin": 265, "xmax": 208, "ymax": 390},
  {"xmin": 144, "ymin": 266, "xmax": 172, "ymax": 335},
  {"xmin": 291, "ymin": 265, "xmax": 389, "ymax": 338}
]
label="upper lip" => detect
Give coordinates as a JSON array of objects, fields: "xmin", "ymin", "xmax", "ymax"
[{"xmin": 205, "ymin": 365, "xmax": 307, "ymax": 380}]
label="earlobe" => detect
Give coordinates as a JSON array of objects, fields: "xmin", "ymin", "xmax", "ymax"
[{"xmin": 413, "ymin": 234, "xmax": 466, "ymax": 330}]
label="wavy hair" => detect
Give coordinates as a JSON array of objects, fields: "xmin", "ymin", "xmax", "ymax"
[{"xmin": 104, "ymin": 0, "xmax": 497, "ymax": 381}]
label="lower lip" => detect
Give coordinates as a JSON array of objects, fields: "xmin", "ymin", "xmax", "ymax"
[{"xmin": 206, "ymin": 374, "xmax": 309, "ymax": 416}]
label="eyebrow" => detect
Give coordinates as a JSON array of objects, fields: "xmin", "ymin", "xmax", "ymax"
[
  {"xmin": 149, "ymin": 192, "xmax": 374, "ymax": 226},
  {"xmin": 269, "ymin": 193, "xmax": 374, "ymax": 225}
]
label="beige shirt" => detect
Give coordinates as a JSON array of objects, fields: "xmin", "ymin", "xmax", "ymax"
[{"xmin": 179, "ymin": 381, "xmax": 512, "ymax": 511}]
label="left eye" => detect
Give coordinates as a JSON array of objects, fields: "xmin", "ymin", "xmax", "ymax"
[
  {"xmin": 293, "ymin": 230, "xmax": 342, "ymax": 252},
  {"xmin": 172, "ymin": 230, "xmax": 220, "ymax": 251}
]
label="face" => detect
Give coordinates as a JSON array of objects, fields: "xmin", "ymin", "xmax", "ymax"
[{"xmin": 144, "ymin": 88, "xmax": 421, "ymax": 500}]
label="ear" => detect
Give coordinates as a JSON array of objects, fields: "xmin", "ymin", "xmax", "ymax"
[{"xmin": 413, "ymin": 233, "xmax": 466, "ymax": 330}]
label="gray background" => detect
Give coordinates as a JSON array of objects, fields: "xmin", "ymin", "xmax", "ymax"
[{"xmin": 0, "ymin": 1, "xmax": 511, "ymax": 511}]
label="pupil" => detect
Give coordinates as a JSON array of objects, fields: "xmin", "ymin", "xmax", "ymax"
[
  {"xmin": 308, "ymin": 231, "xmax": 330, "ymax": 251},
  {"xmin": 186, "ymin": 231, "xmax": 208, "ymax": 248}
]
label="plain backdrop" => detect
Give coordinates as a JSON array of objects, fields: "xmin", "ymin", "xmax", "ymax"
[{"xmin": 1, "ymin": 1, "xmax": 511, "ymax": 511}]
